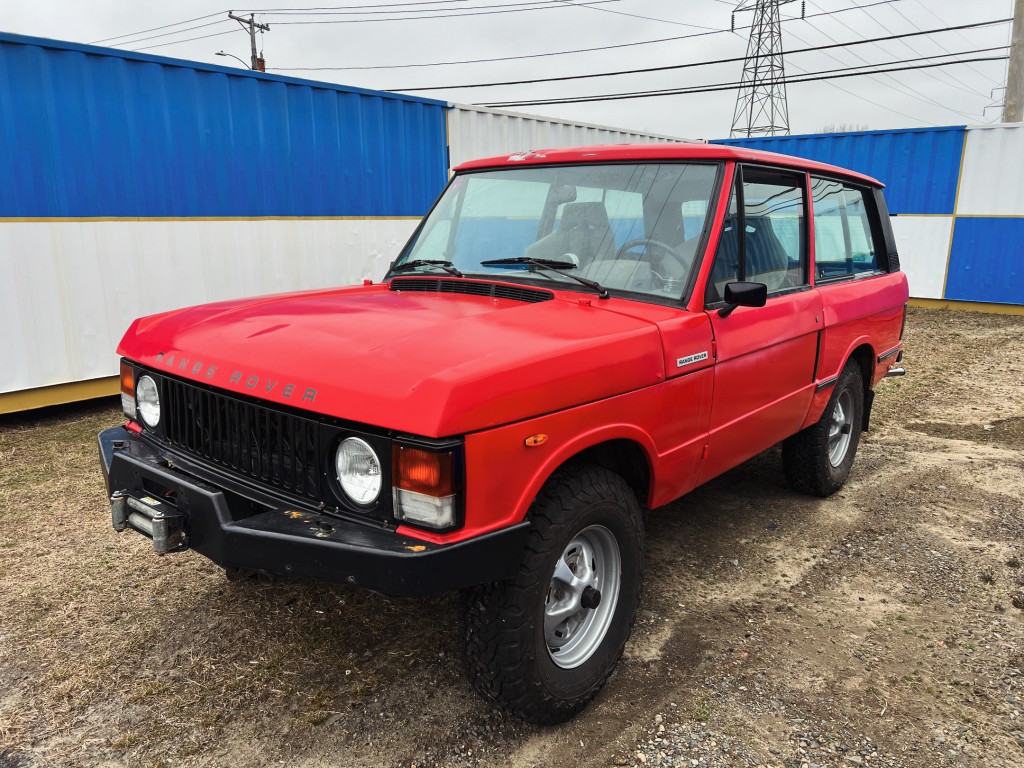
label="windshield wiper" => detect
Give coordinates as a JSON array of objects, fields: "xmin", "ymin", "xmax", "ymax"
[
  {"xmin": 390, "ymin": 259, "xmax": 464, "ymax": 278},
  {"xmin": 480, "ymin": 257, "xmax": 609, "ymax": 299}
]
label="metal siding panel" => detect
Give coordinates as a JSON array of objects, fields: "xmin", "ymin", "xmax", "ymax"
[
  {"xmin": 0, "ymin": 219, "xmax": 420, "ymax": 394},
  {"xmin": 0, "ymin": 34, "xmax": 448, "ymax": 218},
  {"xmin": 446, "ymin": 105, "xmax": 684, "ymax": 169},
  {"xmin": 944, "ymin": 217, "xmax": 1024, "ymax": 304},
  {"xmin": 888, "ymin": 216, "xmax": 952, "ymax": 300},
  {"xmin": 715, "ymin": 127, "xmax": 966, "ymax": 215},
  {"xmin": 957, "ymin": 125, "xmax": 1024, "ymax": 216}
]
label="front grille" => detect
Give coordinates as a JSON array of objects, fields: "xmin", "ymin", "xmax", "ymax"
[
  {"xmin": 160, "ymin": 375, "xmax": 321, "ymax": 500},
  {"xmin": 391, "ymin": 277, "xmax": 553, "ymax": 304}
]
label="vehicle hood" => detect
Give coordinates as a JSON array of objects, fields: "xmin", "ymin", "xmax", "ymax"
[{"xmin": 118, "ymin": 282, "xmax": 668, "ymax": 436}]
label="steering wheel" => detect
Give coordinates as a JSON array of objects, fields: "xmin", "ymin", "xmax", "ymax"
[
  {"xmin": 610, "ymin": 237, "xmax": 692, "ymax": 294},
  {"xmin": 615, "ymin": 238, "xmax": 685, "ymax": 265}
]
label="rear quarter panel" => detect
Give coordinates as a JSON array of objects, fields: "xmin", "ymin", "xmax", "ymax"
[{"xmin": 804, "ymin": 271, "xmax": 909, "ymax": 427}]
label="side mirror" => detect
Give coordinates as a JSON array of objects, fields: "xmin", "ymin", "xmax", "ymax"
[{"xmin": 718, "ymin": 281, "xmax": 767, "ymax": 318}]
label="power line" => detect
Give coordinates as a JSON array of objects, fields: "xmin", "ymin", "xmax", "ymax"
[
  {"xmin": 810, "ymin": 0, "xmax": 987, "ymax": 99},
  {"xmin": 239, "ymin": 1, "xmax": 471, "ymax": 10},
  {"xmin": 268, "ymin": 0, "xmax": 913, "ymax": 71},
  {"xmin": 130, "ymin": 29, "xmax": 241, "ymax": 52},
  {"xmin": 792, "ymin": 11, "xmax": 986, "ymax": 120},
  {"xmin": 385, "ymin": 17, "xmax": 1009, "ymax": 91},
  {"xmin": 478, "ymin": 52, "xmax": 1010, "ymax": 107},
  {"xmin": 785, "ymin": 56, "xmax": 937, "ymax": 125},
  {"xmin": 248, "ymin": 0, "xmax": 595, "ymax": 14},
  {"xmin": 88, "ymin": 12, "xmax": 225, "ymax": 45},
  {"xmin": 551, "ymin": 0, "xmax": 720, "ymax": 31},
  {"xmin": 265, "ymin": 0, "xmax": 623, "ymax": 24},
  {"xmin": 99, "ymin": 0, "xmax": 614, "ymax": 51},
  {"xmin": 99, "ymin": 19, "xmax": 231, "ymax": 48},
  {"xmin": 884, "ymin": 2, "xmax": 994, "ymax": 88}
]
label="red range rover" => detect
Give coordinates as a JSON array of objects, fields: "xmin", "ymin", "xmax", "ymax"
[{"xmin": 99, "ymin": 143, "xmax": 908, "ymax": 724}]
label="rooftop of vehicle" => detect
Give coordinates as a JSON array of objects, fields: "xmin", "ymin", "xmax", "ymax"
[{"xmin": 453, "ymin": 142, "xmax": 883, "ymax": 187}]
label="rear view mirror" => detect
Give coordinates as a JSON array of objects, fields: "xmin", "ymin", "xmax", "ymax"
[
  {"xmin": 550, "ymin": 185, "xmax": 577, "ymax": 205},
  {"xmin": 719, "ymin": 281, "xmax": 767, "ymax": 317}
]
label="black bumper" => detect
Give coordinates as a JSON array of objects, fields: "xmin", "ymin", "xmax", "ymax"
[{"xmin": 97, "ymin": 426, "xmax": 529, "ymax": 596}]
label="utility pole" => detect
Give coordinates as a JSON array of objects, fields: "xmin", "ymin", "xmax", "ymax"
[
  {"xmin": 730, "ymin": 0, "xmax": 801, "ymax": 138},
  {"xmin": 1005, "ymin": 0, "xmax": 1023, "ymax": 122},
  {"xmin": 227, "ymin": 11, "xmax": 270, "ymax": 71}
]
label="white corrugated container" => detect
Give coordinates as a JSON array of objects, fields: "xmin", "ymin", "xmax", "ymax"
[
  {"xmin": 955, "ymin": 123, "xmax": 1024, "ymax": 216},
  {"xmin": 446, "ymin": 104, "xmax": 690, "ymax": 169},
  {"xmin": 0, "ymin": 220, "xmax": 419, "ymax": 402}
]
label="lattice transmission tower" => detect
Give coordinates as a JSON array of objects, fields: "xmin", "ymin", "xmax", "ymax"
[{"xmin": 730, "ymin": 0, "xmax": 801, "ymax": 138}]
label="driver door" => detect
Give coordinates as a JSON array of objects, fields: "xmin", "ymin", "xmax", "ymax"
[{"xmin": 698, "ymin": 165, "xmax": 822, "ymax": 484}]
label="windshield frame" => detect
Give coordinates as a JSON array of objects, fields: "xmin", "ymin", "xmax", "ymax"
[{"xmin": 386, "ymin": 160, "xmax": 725, "ymax": 308}]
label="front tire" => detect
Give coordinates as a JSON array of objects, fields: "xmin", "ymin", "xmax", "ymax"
[
  {"xmin": 783, "ymin": 359, "xmax": 865, "ymax": 497},
  {"xmin": 460, "ymin": 465, "xmax": 644, "ymax": 724}
]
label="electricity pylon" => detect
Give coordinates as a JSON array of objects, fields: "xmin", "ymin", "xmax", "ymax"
[{"xmin": 730, "ymin": 0, "xmax": 801, "ymax": 138}]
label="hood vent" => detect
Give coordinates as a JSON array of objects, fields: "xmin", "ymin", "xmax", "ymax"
[{"xmin": 390, "ymin": 277, "xmax": 553, "ymax": 304}]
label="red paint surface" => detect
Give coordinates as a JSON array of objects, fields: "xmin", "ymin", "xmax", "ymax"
[
  {"xmin": 456, "ymin": 143, "xmax": 882, "ymax": 188},
  {"xmin": 118, "ymin": 285, "xmax": 666, "ymax": 437},
  {"xmin": 698, "ymin": 289, "xmax": 823, "ymax": 485}
]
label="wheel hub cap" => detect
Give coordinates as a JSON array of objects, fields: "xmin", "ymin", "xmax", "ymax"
[
  {"xmin": 828, "ymin": 389, "xmax": 855, "ymax": 466},
  {"xmin": 545, "ymin": 525, "xmax": 622, "ymax": 669}
]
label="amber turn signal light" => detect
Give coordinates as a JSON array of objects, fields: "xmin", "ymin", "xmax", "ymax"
[
  {"xmin": 119, "ymin": 360, "xmax": 138, "ymax": 421},
  {"xmin": 120, "ymin": 359, "xmax": 134, "ymax": 396},
  {"xmin": 392, "ymin": 446, "xmax": 455, "ymax": 497}
]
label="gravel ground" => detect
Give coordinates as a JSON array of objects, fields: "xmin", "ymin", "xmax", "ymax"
[{"xmin": 1, "ymin": 306, "xmax": 1023, "ymax": 768}]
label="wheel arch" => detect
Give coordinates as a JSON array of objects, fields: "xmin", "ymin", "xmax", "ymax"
[
  {"xmin": 519, "ymin": 430, "xmax": 656, "ymax": 521},
  {"xmin": 559, "ymin": 438, "xmax": 651, "ymax": 505},
  {"xmin": 803, "ymin": 338, "xmax": 876, "ymax": 430},
  {"xmin": 848, "ymin": 343, "xmax": 875, "ymax": 431}
]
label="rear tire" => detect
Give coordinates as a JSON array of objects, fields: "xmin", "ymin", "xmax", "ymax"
[
  {"xmin": 460, "ymin": 464, "xmax": 644, "ymax": 724},
  {"xmin": 783, "ymin": 359, "xmax": 864, "ymax": 497}
]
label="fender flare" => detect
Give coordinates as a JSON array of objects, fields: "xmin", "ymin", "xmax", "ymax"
[{"xmin": 506, "ymin": 423, "xmax": 658, "ymax": 525}]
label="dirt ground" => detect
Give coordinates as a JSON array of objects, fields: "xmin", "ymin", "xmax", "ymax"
[{"xmin": 2, "ymin": 306, "xmax": 1023, "ymax": 768}]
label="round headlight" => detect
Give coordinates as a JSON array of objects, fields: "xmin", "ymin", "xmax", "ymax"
[
  {"xmin": 136, "ymin": 375, "xmax": 161, "ymax": 428},
  {"xmin": 335, "ymin": 437, "xmax": 382, "ymax": 505}
]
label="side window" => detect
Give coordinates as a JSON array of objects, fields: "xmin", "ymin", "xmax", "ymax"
[
  {"xmin": 811, "ymin": 177, "xmax": 880, "ymax": 280},
  {"xmin": 705, "ymin": 167, "xmax": 807, "ymax": 304}
]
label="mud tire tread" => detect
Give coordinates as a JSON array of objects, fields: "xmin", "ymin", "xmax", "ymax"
[
  {"xmin": 783, "ymin": 359, "xmax": 865, "ymax": 497},
  {"xmin": 460, "ymin": 464, "xmax": 644, "ymax": 725}
]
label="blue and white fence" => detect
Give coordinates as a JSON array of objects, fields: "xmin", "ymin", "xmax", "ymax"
[{"xmin": 716, "ymin": 124, "xmax": 1024, "ymax": 308}]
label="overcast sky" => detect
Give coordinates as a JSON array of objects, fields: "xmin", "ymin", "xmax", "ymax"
[{"xmin": 1, "ymin": 0, "xmax": 1015, "ymax": 138}]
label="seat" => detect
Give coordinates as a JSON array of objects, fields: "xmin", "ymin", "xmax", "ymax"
[
  {"xmin": 743, "ymin": 217, "xmax": 790, "ymax": 292},
  {"xmin": 705, "ymin": 216, "xmax": 792, "ymax": 303},
  {"xmin": 524, "ymin": 202, "xmax": 616, "ymax": 266}
]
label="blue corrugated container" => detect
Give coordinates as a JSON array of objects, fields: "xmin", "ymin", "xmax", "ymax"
[
  {"xmin": 0, "ymin": 32, "xmax": 449, "ymax": 218},
  {"xmin": 945, "ymin": 217, "xmax": 1024, "ymax": 304},
  {"xmin": 714, "ymin": 126, "xmax": 966, "ymax": 215}
]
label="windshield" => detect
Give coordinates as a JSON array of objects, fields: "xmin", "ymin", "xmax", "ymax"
[{"xmin": 391, "ymin": 162, "xmax": 719, "ymax": 299}]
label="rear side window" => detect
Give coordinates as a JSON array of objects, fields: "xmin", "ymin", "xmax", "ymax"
[{"xmin": 811, "ymin": 178, "xmax": 880, "ymax": 280}]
